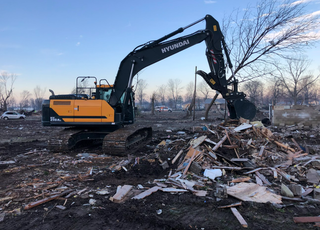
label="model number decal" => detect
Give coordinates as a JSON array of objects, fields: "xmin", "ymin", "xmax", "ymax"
[{"xmin": 50, "ymin": 117, "xmax": 62, "ymax": 122}]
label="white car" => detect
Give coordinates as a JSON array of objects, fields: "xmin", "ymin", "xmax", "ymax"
[
  {"xmin": 0, "ymin": 111, "xmax": 26, "ymax": 120},
  {"xmin": 155, "ymin": 106, "xmax": 172, "ymax": 112}
]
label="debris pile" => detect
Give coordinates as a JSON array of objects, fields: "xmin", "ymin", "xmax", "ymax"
[
  {"xmin": 108, "ymin": 118, "xmax": 320, "ymax": 227},
  {"xmin": 1, "ymin": 118, "xmax": 320, "ymax": 228}
]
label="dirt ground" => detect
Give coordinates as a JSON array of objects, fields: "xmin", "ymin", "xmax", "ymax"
[{"xmin": 0, "ymin": 110, "xmax": 319, "ymax": 230}]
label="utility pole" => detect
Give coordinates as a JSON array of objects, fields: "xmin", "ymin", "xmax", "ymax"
[{"xmin": 193, "ymin": 66, "xmax": 197, "ymax": 121}]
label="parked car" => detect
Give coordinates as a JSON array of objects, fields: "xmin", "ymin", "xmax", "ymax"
[
  {"xmin": 0, "ymin": 111, "xmax": 26, "ymax": 120},
  {"xmin": 155, "ymin": 106, "xmax": 172, "ymax": 112}
]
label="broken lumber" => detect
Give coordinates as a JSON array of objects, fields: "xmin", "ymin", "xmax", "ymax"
[
  {"xmin": 231, "ymin": 207, "xmax": 248, "ymax": 228},
  {"xmin": 230, "ymin": 177, "xmax": 251, "ymax": 183},
  {"xmin": 212, "ymin": 135, "xmax": 227, "ymax": 151},
  {"xmin": 255, "ymin": 171, "xmax": 271, "ymax": 186},
  {"xmin": 233, "ymin": 123, "xmax": 252, "ymax": 132},
  {"xmin": 218, "ymin": 202, "xmax": 242, "ymax": 209},
  {"xmin": 183, "ymin": 148, "xmax": 197, "ymax": 175},
  {"xmin": 274, "ymin": 141, "xmax": 295, "ymax": 152},
  {"xmin": 293, "ymin": 216, "xmax": 320, "ymax": 223},
  {"xmin": 111, "ymin": 185, "xmax": 133, "ymax": 202},
  {"xmin": 227, "ymin": 182, "xmax": 282, "ymax": 204},
  {"xmin": 24, "ymin": 189, "xmax": 73, "ymax": 210},
  {"xmin": 132, "ymin": 186, "xmax": 161, "ymax": 200},
  {"xmin": 172, "ymin": 149, "xmax": 184, "ymax": 164}
]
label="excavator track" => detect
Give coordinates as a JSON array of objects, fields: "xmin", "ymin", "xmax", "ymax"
[
  {"xmin": 48, "ymin": 126, "xmax": 152, "ymax": 156},
  {"xmin": 48, "ymin": 128, "xmax": 80, "ymax": 152},
  {"xmin": 102, "ymin": 125, "xmax": 152, "ymax": 156}
]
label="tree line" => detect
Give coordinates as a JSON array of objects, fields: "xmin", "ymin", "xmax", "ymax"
[{"xmin": 0, "ymin": 72, "xmax": 46, "ymax": 112}]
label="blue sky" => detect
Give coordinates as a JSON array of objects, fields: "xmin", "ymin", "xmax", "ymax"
[{"xmin": 1, "ymin": 0, "xmax": 320, "ymax": 101}]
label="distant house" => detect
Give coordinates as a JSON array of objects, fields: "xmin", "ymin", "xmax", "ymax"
[{"xmin": 204, "ymin": 98, "xmax": 226, "ymax": 110}]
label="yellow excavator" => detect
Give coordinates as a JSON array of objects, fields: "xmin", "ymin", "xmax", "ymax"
[{"xmin": 42, "ymin": 14, "xmax": 256, "ymax": 155}]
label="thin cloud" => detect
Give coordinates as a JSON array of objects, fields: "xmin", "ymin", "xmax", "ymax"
[
  {"xmin": 291, "ymin": 0, "xmax": 313, "ymax": 6},
  {"xmin": 76, "ymin": 42, "xmax": 80, "ymax": 46},
  {"xmin": 204, "ymin": 0, "xmax": 217, "ymax": 4}
]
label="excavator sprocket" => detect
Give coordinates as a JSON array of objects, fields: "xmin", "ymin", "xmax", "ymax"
[{"xmin": 102, "ymin": 125, "xmax": 152, "ymax": 156}]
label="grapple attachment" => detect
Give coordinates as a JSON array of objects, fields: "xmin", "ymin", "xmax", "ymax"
[
  {"xmin": 228, "ymin": 98, "xmax": 256, "ymax": 120},
  {"xmin": 196, "ymin": 70, "xmax": 257, "ymax": 120}
]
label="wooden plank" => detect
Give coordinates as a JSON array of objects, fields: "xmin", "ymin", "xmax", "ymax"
[
  {"xmin": 211, "ymin": 166, "xmax": 243, "ymax": 170},
  {"xmin": 293, "ymin": 216, "xmax": 320, "ymax": 223},
  {"xmin": 244, "ymin": 168, "xmax": 263, "ymax": 174},
  {"xmin": 259, "ymin": 146, "xmax": 265, "ymax": 157},
  {"xmin": 225, "ymin": 129, "xmax": 240, "ymax": 158},
  {"xmin": 205, "ymin": 138, "xmax": 217, "ymax": 145},
  {"xmin": 183, "ymin": 147, "xmax": 200, "ymax": 161},
  {"xmin": 190, "ymin": 135, "xmax": 207, "ymax": 149},
  {"xmin": 274, "ymin": 141, "xmax": 295, "ymax": 152},
  {"xmin": 227, "ymin": 182, "xmax": 282, "ymax": 204},
  {"xmin": 172, "ymin": 149, "xmax": 184, "ymax": 164},
  {"xmin": 24, "ymin": 189, "xmax": 73, "ymax": 210},
  {"xmin": 0, "ymin": 197, "xmax": 14, "ymax": 202},
  {"xmin": 269, "ymin": 167, "xmax": 278, "ymax": 178},
  {"xmin": 231, "ymin": 207, "xmax": 248, "ymax": 228},
  {"xmin": 233, "ymin": 123, "xmax": 252, "ymax": 132},
  {"xmin": 132, "ymin": 186, "xmax": 161, "ymax": 200},
  {"xmin": 218, "ymin": 202, "xmax": 242, "ymax": 209},
  {"xmin": 112, "ymin": 185, "xmax": 133, "ymax": 202},
  {"xmin": 255, "ymin": 175, "xmax": 263, "ymax": 186},
  {"xmin": 230, "ymin": 177, "xmax": 251, "ymax": 183},
  {"xmin": 160, "ymin": 188, "xmax": 188, "ymax": 193},
  {"xmin": 212, "ymin": 135, "xmax": 227, "ymax": 151},
  {"xmin": 231, "ymin": 158, "xmax": 249, "ymax": 162},
  {"xmin": 255, "ymin": 171, "xmax": 272, "ymax": 186},
  {"xmin": 183, "ymin": 149, "xmax": 197, "ymax": 175}
]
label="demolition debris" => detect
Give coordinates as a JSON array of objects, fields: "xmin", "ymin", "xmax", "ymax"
[{"xmin": 0, "ymin": 115, "xmax": 320, "ymax": 229}]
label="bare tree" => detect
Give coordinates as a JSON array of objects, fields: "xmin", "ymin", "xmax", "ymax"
[
  {"xmin": 135, "ymin": 79, "xmax": 148, "ymax": 108},
  {"xmin": 0, "ymin": 72, "xmax": 17, "ymax": 111},
  {"xmin": 198, "ymin": 80, "xmax": 212, "ymax": 102},
  {"xmin": 300, "ymin": 75, "xmax": 320, "ymax": 105},
  {"xmin": 157, "ymin": 84, "xmax": 167, "ymax": 105},
  {"xmin": 20, "ymin": 90, "xmax": 32, "ymax": 109},
  {"xmin": 222, "ymin": 0, "xmax": 320, "ymax": 81},
  {"xmin": 7, "ymin": 97, "xmax": 17, "ymax": 110},
  {"xmin": 167, "ymin": 79, "xmax": 183, "ymax": 109},
  {"xmin": 243, "ymin": 80, "xmax": 264, "ymax": 106},
  {"xmin": 34, "ymin": 85, "xmax": 46, "ymax": 111},
  {"xmin": 273, "ymin": 56, "xmax": 319, "ymax": 105},
  {"xmin": 265, "ymin": 77, "xmax": 285, "ymax": 105},
  {"xmin": 184, "ymin": 82, "xmax": 194, "ymax": 102}
]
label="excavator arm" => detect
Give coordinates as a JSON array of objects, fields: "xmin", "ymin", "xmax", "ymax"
[{"xmin": 110, "ymin": 14, "xmax": 256, "ymax": 120}]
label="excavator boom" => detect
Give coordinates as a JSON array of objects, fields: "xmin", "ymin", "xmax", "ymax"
[{"xmin": 109, "ymin": 14, "xmax": 256, "ymax": 120}]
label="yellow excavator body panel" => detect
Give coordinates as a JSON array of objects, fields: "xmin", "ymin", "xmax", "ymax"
[{"xmin": 50, "ymin": 99, "xmax": 115, "ymax": 123}]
